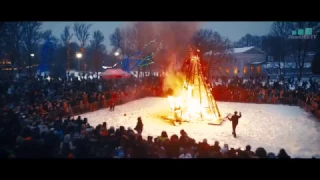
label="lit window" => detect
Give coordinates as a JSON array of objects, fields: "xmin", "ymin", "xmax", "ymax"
[
  {"xmin": 257, "ymin": 66, "xmax": 261, "ymax": 74},
  {"xmin": 233, "ymin": 67, "xmax": 238, "ymax": 74},
  {"xmin": 225, "ymin": 68, "xmax": 230, "ymax": 74},
  {"xmin": 243, "ymin": 66, "xmax": 247, "ymax": 74}
]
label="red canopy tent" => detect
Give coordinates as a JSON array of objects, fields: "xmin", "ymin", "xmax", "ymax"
[{"xmin": 101, "ymin": 68, "xmax": 130, "ymax": 79}]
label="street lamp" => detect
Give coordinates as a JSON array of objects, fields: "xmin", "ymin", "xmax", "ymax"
[
  {"xmin": 114, "ymin": 48, "xmax": 121, "ymax": 57},
  {"xmin": 76, "ymin": 52, "xmax": 82, "ymax": 72},
  {"xmin": 28, "ymin": 53, "xmax": 35, "ymax": 76},
  {"xmin": 76, "ymin": 52, "xmax": 82, "ymax": 59}
]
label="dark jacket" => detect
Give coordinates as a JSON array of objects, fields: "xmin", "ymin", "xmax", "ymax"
[
  {"xmin": 228, "ymin": 114, "xmax": 241, "ymax": 125},
  {"xmin": 134, "ymin": 122, "xmax": 143, "ymax": 133}
]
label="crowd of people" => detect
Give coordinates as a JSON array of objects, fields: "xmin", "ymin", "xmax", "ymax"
[
  {"xmin": 0, "ymin": 113, "xmax": 292, "ymax": 158},
  {"xmin": 1, "ymin": 74, "xmax": 162, "ymax": 117},
  {"xmin": 0, "ymin": 74, "xmax": 319, "ymax": 158},
  {"xmin": 212, "ymin": 76, "xmax": 320, "ymax": 115}
]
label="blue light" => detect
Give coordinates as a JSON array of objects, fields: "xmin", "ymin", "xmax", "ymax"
[{"xmin": 39, "ymin": 39, "xmax": 53, "ymax": 74}]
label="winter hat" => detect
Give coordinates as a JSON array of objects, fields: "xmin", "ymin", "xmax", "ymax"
[
  {"xmin": 267, "ymin": 153, "xmax": 277, "ymax": 159},
  {"xmin": 221, "ymin": 144, "xmax": 229, "ymax": 153},
  {"xmin": 64, "ymin": 134, "xmax": 71, "ymax": 143}
]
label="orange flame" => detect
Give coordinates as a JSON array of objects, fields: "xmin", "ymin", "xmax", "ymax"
[{"xmin": 166, "ymin": 55, "xmax": 221, "ymax": 123}]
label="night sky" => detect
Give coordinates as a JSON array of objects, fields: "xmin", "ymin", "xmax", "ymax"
[{"xmin": 42, "ymin": 21, "xmax": 273, "ymax": 50}]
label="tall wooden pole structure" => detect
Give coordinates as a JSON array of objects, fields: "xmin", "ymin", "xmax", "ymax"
[{"xmin": 180, "ymin": 48, "xmax": 222, "ymax": 124}]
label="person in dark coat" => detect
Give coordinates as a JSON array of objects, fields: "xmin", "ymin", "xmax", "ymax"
[
  {"xmin": 109, "ymin": 92, "xmax": 117, "ymax": 111},
  {"xmin": 277, "ymin": 149, "xmax": 290, "ymax": 159},
  {"xmin": 134, "ymin": 117, "xmax": 143, "ymax": 135},
  {"xmin": 227, "ymin": 111, "xmax": 241, "ymax": 138}
]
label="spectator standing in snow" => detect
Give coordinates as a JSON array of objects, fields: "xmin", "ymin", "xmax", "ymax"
[{"xmin": 134, "ymin": 117, "xmax": 143, "ymax": 135}]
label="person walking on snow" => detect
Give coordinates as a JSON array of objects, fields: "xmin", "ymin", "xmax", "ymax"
[{"xmin": 227, "ymin": 111, "xmax": 241, "ymax": 138}]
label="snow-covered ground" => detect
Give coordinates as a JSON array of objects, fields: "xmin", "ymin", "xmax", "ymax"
[{"xmin": 80, "ymin": 97, "xmax": 320, "ymax": 158}]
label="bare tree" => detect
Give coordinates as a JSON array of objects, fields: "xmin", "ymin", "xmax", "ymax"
[
  {"xmin": 20, "ymin": 21, "xmax": 42, "ymax": 76},
  {"xmin": 270, "ymin": 22, "xmax": 293, "ymax": 77},
  {"xmin": 60, "ymin": 25, "xmax": 73, "ymax": 73},
  {"xmin": 90, "ymin": 30, "xmax": 105, "ymax": 50},
  {"xmin": 73, "ymin": 23, "xmax": 92, "ymax": 71},
  {"xmin": 90, "ymin": 30, "xmax": 105, "ymax": 76},
  {"xmin": 110, "ymin": 26, "xmax": 139, "ymax": 73},
  {"xmin": 109, "ymin": 25, "xmax": 140, "ymax": 73},
  {"xmin": 236, "ymin": 34, "xmax": 253, "ymax": 47},
  {"xmin": 286, "ymin": 22, "xmax": 320, "ymax": 80},
  {"xmin": 42, "ymin": 30, "xmax": 58, "ymax": 44},
  {"xmin": 109, "ymin": 26, "xmax": 135, "ymax": 61},
  {"xmin": 193, "ymin": 29, "xmax": 232, "ymax": 77},
  {"xmin": 235, "ymin": 34, "xmax": 264, "ymax": 48},
  {"xmin": 0, "ymin": 22, "xmax": 25, "ymax": 78},
  {"xmin": 73, "ymin": 23, "xmax": 92, "ymax": 49},
  {"xmin": 114, "ymin": 24, "xmax": 141, "ymax": 76},
  {"xmin": 130, "ymin": 22, "xmax": 157, "ymax": 77},
  {"xmin": 193, "ymin": 29, "xmax": 215, "ymax": 52},
  {"xmin": 109, "ymin": 27, "xmax": 123, "ymax": 51},
  {"xmin": 1, "ymin": 22, "xmax": 24, "ymax": 68}
]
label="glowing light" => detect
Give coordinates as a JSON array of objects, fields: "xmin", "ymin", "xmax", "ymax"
[
  {"xmin": 103, "ymin": 66, "xmax": 112, "ymax": 69},
  {"xmin": 166, "ymin": 50, "xmax": 221, "ymax": 124},
  {"xmin": 191, "ymin": 56, "xmax": 199, "ymax": 61},
  {"xmin": 114, "ymin": 52, "xmax": 120, "ymax": 56},
  {"xmin": 243, "ymin": 66, "xmax": 247, "ymax": 74},
  {"xmin": 167, "ymin": 81, "xmax": 219, "ymax": 122},
  {"xmin": 233, "ymin": 67, "xmax": 238, "ymax": 74},
  {"xmin": 30, "ymin": 54, "xmax": 35, "ymax": 57},
  {"xmin": 76, "ymin": 53, "xmax": 82, "ymax": 58},
  {"xmin": 257, "ymin": 66, "xmax": 261, "ymax": 74}
]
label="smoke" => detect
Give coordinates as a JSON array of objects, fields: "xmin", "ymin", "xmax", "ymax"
[
  {"xmin": 154, "ymin": 22, "xmax": 201, "ymax": 51},
  {"xmin": 154, "ymin": 22, "xmax": 202, "ymax": 94},
  {"xmin": 121, "ymin": 22, "xmax": 201, "ymax": 52},
  {"xmin": 120, "ymin": 22, "xmax": 202, "ymax": 93}
]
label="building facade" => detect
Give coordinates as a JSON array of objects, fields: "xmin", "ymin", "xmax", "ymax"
[
  {"xmin": 204, "ymin": 46, "xmax": 267, "ymax": 77},
  {"xmin": 262, "ymin": 53, "xmax": 314, "ymax": 78},
  {"xmin": 204, "ymin": 46, "xmax": 315, "ymax": 79}
]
